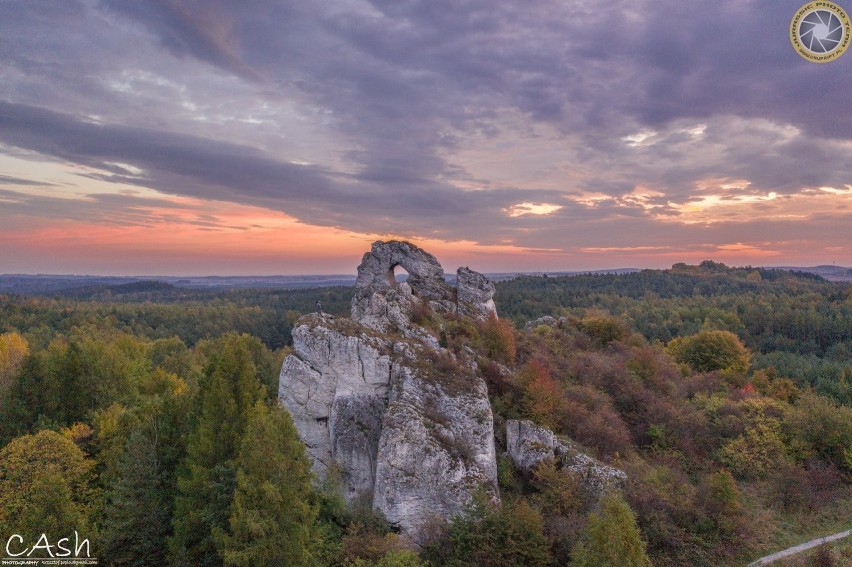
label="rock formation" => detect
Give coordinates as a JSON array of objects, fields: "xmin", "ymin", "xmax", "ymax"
[
  {"xmin": 350, "ymin": 241, "xmax": 497, "ymax": 337},
  {"xmin": 457, "ymin": 266, "xmax": 497, "ymax": 320},
  {"xmin": 506, "ymin": 419, "xmax": 627, "ymax": 496},
  {"xmin": 279, "ymin": 241, "xmax": 499, "ymax": 543}
]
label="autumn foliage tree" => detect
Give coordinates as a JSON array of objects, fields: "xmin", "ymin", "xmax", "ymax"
[
  {"xmin": 480, "ymin": 314, "xmax": 517, "ymax": 365},
  {"xmin": 0, "ymin": 430, "xmax": 94, "ymax": 542},
  {"xmin": 0, "ymin": 332, "xmax": 28, "ymax": 390},
  {"xmin": 518, "ymin": 360, "xmax": 563, "ymax": 430}
]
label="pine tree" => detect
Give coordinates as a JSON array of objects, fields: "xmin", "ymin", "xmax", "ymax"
[
  {"xmin": 100, "ymin": 429, "xmax": 171, "ymax": 566},
  {"xmin": 572, "ymin": 491, "xmax": 652, "ymax": 567},
  {"xmin": 221, "ymin": 401, "xmax": 317, "ymax": 566},
  {"xmin": 168, "ymin": 334, "xmax": 264, "ymax": 567}
]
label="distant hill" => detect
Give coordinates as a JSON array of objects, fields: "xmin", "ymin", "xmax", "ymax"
[
  {"xmin": 772, "ymin": 265, "xmax": 852, "ymax": 282},
  {"xmin": 0, "ymin": 265, "xmax": 847, "ymax": 296},
  {"xmin": 56, "ymin": 280, "xmax": 181, "ymax": 300},
  {"xmin": 0, "ymin": 274, "xmax": 358, "ymax": 296},
  {"xmin": 0, "ymin": 268, "xmax": 641, "ymax": 296}
]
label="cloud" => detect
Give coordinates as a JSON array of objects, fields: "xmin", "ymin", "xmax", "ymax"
[
  {"xmin": 0, "ymin": 174, "xmax": 58, "ymax": 187},
  {"xmin": 101, "ymin": 0, "xmax": 263, "ymax": 81},
  {"xmin": 505, "ymin": 202, "xmax": 563, "ymax": 217}
]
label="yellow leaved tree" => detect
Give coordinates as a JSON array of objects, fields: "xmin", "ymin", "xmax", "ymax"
[{"xmin": 0, "ymin": 332, "xmax": 28, "ymax": 391}]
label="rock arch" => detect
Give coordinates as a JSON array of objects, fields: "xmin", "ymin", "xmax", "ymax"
[
  {"xmin": 355, "ymin": 241, "xmax": 445, "ymax": 293},
  {"xmin": 351, "ymin": 240, "xmax": 497, "ymax": 331}
]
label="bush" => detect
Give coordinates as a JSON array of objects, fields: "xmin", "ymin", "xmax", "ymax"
[
  {"xmin": 717, "ymin": 399, "xmax": 788, "ymax": 479},
  {"xmin": 578, "ymin": 312, "xmax": 631, "ymax": 347},
  {"xmin": 785, "ymin": 391, "xmax": 852, "ymax": 473},
  {"xmin": 479, "ymin": 315, "xmax": 517, "ymax": 365},
  {"xmin": 667, "ymin": 330, "xmax": 749, "ymax": 375},
  {"xmin": 770, "ymin": 460, "xmax": 844, "ymax": 512},
  {"xmin": 518, "ymin": 360, "xmax": 564, "ymax": 430},
  {"xmin": 424, "ymin": 495, "xmax": 553, "ymax": 567},
  {"xmin": 562, "ymin": 384, "xmax": 633, "ymax": 458}
]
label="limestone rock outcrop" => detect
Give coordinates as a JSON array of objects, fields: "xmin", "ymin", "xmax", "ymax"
[
  {"xmin": 279, "ymin": 241, "xmax": 499, "ymax": 543},
  {"xmin": 457, "ymin": 267, "xmax": 497, "ymax": 320},
  {"xmin": 506, "ymin": 419, "xmax": 626, "ymax": 496},
  {"xmin": 278, "ymin": 315, "xmax": 392, "ymax": 500}
]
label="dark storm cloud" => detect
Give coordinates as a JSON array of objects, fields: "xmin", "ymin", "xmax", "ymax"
[{"xmin": 1, "ymin": 0, "xmax": 851, "ymax": 253}]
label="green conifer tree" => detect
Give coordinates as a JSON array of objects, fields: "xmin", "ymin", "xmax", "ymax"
[
  {"xmin": 168, "ymin": 334, "xmax": 264, "ymax": 567},
  {"xmin": 100, "ymin": 429, "xmax": 170, "ymax": 566},
  {"xmin": 221, "ymin": 401, "xmax": 317, "ymax": 566},
  {"xmin": 572, "ymin": 491, "xmax": 652, "ymax": 567}
]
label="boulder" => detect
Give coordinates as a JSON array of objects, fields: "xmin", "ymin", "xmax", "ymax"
[{"xmin": 506, "ymin": 419, "xmax": 626, "ymax": 496}]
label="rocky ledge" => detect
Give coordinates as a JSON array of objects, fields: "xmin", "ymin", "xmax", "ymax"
[{"xmin": 506, "ymin": 419, "xmax": 627, "ymax": 497}]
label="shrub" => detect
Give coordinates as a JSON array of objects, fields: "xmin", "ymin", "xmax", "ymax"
[
  {"xmin": 718, "ymin": 401, "xmax": 788, "ymax": 479},
  {"xmin": 667, "ymin": 330, "xmax": 750, "ymax": 375},
  {"xmin": 424, "ymin": 495, "xmax": 553, "ymax": 567},
  {"xmin": 770, "ymin": 460, "xmax": 844, "ymax": 512},
  {"xmin": 519, "ymin": 360, "xmax": 564, "ymax": 430},
  {"xmin": 694, "ymin": 470, "xmax": 744, "ymax": 539},
  {"xmin": 578, "ymin": 313, "xmax": 631, "ymax": 347},
  {"xmin": 479, "ymin": 315, "xmax": 517, "ymax": 365},
  {"xmin": 785, "ymin": 391, "xmax": 852, "ymax": 473},
  {"xmin": 562, "ymin": 385, "xmax": 633, "ymax": 458}
]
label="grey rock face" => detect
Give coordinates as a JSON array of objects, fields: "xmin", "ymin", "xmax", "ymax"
[
  {"xmin": 279, "ymin": 241, "xmax": 500, "ymax": 543},
  {"xmin": 457, "ymin": 267, "xmax": 497, "ymax": 320},
  {"xmin": 279, "ymin": 314, "xmax": 393, "ymax": 501},
  {"xmin": 374, "ymin": 347, "xmax": 498, "ymax": 539},
  {"xmin": 506, "ymin": 419, "xmax": 626, "ymax": 496}
]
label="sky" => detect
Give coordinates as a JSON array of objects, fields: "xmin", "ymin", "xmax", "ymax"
[{"xmin": 1, "ymin": 0, "xmax": 851, "ymax": 275}]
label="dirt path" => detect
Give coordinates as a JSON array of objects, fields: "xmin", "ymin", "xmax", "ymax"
[{"xmin": 747, "ymin": 528, "xmax": 852, "ymax": 566}]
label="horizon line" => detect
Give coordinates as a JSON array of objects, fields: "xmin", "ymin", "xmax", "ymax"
[{"xmin": 1, "ymin": 264, "xmax": 849, "ymax": 280}]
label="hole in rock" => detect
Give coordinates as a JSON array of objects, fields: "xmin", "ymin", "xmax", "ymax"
[{"xmin": 386, "ymin": 264, "xmax": 409, "ymax": 286}]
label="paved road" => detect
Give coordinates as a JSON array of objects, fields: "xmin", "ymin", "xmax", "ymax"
[{"xmin": 747, "ymin": 528, "xmax": 852, "ymax": 566}]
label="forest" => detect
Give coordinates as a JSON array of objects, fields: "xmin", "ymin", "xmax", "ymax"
[{"xmin": 0, "ymin": 261, "xmax": 850, "ymax": 566}]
